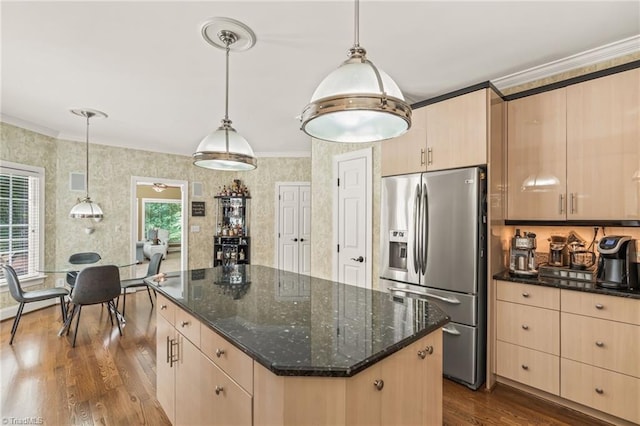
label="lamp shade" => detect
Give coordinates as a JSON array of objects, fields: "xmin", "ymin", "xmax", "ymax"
[
  {"xmin": 193, "ymin": 122, "xmax": 257, "ymax": 171},
  {"xmin": 69, "ymin": 196, "xmax": 104, "ymax": 219}
]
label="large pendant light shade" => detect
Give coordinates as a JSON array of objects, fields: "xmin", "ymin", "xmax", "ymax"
[
  {"xmin": 69, "ymin": 109, "xmax": 107, "ymax": 220},
  {"xmin": 193, "ymin": 18, "xmax": 257, "ymax": 171},
  {"xmin": 301, "ymin": 0, "xmax": 411, "ymax": 143}
]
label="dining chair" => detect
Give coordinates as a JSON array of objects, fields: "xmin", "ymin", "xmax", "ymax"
[
  {"xmin": 118, "ymin": 252, "xmax": 163, "ymax": 317},
  {"xmin": 65, "ymin": 252, "xmax": 102, "ymax": 287},
  {"xmin": 1, "ymin": 263, "xmax": 69, "ymax": 345},
  {"xmin": 64, "ymin": 264, "xmax": 122, "ymax": 347}
]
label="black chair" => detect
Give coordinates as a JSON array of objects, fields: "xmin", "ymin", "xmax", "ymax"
[
  {"xmin": 64, "ymin": 265, "xmax": 122, "ymax": 347},
  {"xmin": 65, "ymin": 252, "xmax": 101, "ymax": 287},
  {"xmin": 118, "ymin": 252, "xmax": 163, "ymax": 317},
  {"xmin": 1, "ymin": 264, "xmax": 69, "ymax": 345}
]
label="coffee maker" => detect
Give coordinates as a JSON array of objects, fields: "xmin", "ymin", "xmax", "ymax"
[
  {"xmin": 509, "ymin": 229, "xmax": 538, "ymax": 277},
  {"xmin": 548, "ymin": 235, "xmax": 568, "ymax": 267},
  {"xmin": 596, "ymin": 235, "xmax": 638, "ymax": 291}
]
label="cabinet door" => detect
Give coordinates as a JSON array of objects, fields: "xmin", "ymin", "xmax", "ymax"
[
  {"xmin": 175, "ymin": 334, "xmax": 202, "ymax": 425},
  {"xmin": 156, "ymin": 314, "xmax": 175, "ymax": 424},
  {"xmin": 507, "ymin": 89, "xmax": 567, "ymax": 220},
  {"xmin": 201, "ymin": 354, "xmax": 252, "ymax": 426},
  {"xmin": 567, "ymin": 68, "xmax": 640, "ymax": 220},
  {"xmin": 380, "ymin": 330, "xmax": 442, "ymax": 426},
  {"xmin": 426, "ymin": 89, "xmax": 487, "ymax": 171},
  {"xmin": 381, "ymin": 107, "xmax": 427, "ymax": 176}
]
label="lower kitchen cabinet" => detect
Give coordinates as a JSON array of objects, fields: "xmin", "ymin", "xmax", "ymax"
[
  {"xmin": 201, "ymin": 354, "xmax": 252, "ymax": 426},
  {"xmin": 156, "ymin": 313, "xmax": 176, "ymax": 423},
  {"xmin": 254, "ymin": 330, "xmax": 443, "ymax": 426},
  {"xmin": 496, "ymin": 340, "xmax": 559, "ymax": 395}
]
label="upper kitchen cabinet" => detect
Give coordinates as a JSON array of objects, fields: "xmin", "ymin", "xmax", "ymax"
[
  {"xmin": 507, "ymin": 89, "xmax": 567, "ymax": 220},
  {"xmin": 425, "ymin": 88, "xmax": 488, "ymax": 171},
  {"xmin": 381, "ymin": 107, "xmax": 427, "ymax": 176},
  {"xmin": 381, "ymin": 88, "xmax": 493, "ymax": 176},
  {"xmin": 566, "ymin": 68, "xmax": 640, "ymax": 220}
]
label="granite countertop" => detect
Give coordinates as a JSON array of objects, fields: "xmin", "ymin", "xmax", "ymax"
[
  {"xmin": 494, "ymin": 270, "xmax": 640, "ymax": 300},
  {"xmin": 146, "ymin": 265, "xmax": 449, "ymax": 377}
]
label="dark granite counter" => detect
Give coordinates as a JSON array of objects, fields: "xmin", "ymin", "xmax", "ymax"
[
  {"xmin": 494, "ymin": 270, "xmax": 640, "ymax": 300},
  {"xmin": 146, "ymin": 265, "xmax": 449, "ymax": 377}
]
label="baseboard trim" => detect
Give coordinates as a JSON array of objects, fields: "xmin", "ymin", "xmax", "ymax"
[{"xmin": 0, "ymin": 298, "xmax": 59, "ymax": 321}]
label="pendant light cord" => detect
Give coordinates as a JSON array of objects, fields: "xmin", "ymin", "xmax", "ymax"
[
  {"xmin": 85, "ymin": 114, "xmax": 90, "ymax": 199},
  {"xmin": 224, "ymin": 41, "xmax": 230, "ymax": 121},
  {"xmin": 354, "ymin": 0, "xmax": 360, "ymax": 47}
]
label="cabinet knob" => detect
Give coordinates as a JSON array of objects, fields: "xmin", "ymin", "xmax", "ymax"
[
  {"xmin": 373, "ymin": 379, "xmax": 384, "ymax": 391},
  {"xmin": 522, "ymin": 324, "xmax": 529, "ymax": 330},
  {"xmin": 595, "ymin": 303, "xmax": 604, "ymax": 310},
  {"xmin": 521, "ymin": 365, "xmax": 529, "ymax": 370},
  {"xmin": 216, "ymin": 348, "xmax": 225, "ymax": 358},
  {"xmin": 595, "ymin": 341, "xmax": 604, "ymax": 348},
  {"xmin": 215, "ymin": 386, "xmax": 224, "ymax": 395},
  {"xmin": 522, "ymin": 292, "xmax": 529, "ymax": 298},
  {"xmin": 160, "ymin": 305, "xmax": 167, "ymax": 310},
  {"xmin": 181, "ymin": 321, "xmax": 190, "ymax": 327},
  {"xmin": 417, "ymin": 346, "xmax": 433, "ymax": 359},
  {"xmin": 595, "ymin": 388, "xmax": 604, "ymax": 395}
]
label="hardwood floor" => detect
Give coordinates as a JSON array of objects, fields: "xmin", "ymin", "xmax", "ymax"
[{"xmin": 1, "ymin": 291, "xmax": 611, "ymax": 426}]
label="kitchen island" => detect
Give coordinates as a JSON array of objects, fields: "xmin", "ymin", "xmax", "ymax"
[{"xmin": 146, "ymin": 265, "xmax": 449, "ymax": 426}]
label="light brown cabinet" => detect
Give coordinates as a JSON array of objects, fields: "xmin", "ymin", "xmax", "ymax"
[
  {"xmin": 381, "ymin": 88, "xmax": 492, "ymax": 176},
  {"xmin": 495, "ymin": 280, "xmax": 560, "ymax": 395},
  {"xmin": 507, "ymin": 68, "xmax": 640, "ymax": 220},
  {"xmin": 253, "ymin": 329, "xmax": 443, "ymax": 426}
]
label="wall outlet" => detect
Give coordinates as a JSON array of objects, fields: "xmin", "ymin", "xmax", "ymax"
[{"xmin": 55, "ymin": 278, "xmax": 65, "ymax": 288}]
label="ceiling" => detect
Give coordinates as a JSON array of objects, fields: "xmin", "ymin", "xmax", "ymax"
[{"xmin": 2, "ymin": 1, "xmax": 639, "ymax": 158}]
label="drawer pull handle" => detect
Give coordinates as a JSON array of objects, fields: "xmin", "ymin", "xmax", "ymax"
[
  {"xmin": 417, "ymin": 346, "xmax": 434, "ymax": 359},
  {"xmin": 521, "ymin": 365, "xmax": 529, "ymax": 370},
  {"xmin": 215, "ymin": 386, "xmax": 224, "ymax": 395},
  {"xmin": 373, "ymin": 379, "xmax": 384, "ymax": 391},
  {"xmin": 181, "ymin": 321, "xmax": 190, "ymax": 327},
  {"xmin": 595, "ymin": 341, "xmax": 604, "ymax": 347},
  {"xmin": 595, "ymin": 388, "xmax": 604, "ymax": 395},
  {"xmin": 595, "ymin": 303, "xmax": 604, "ymax": 310},
  {"xmin": 521, "ymin": 324, "xmax": 529, "ymax": 330},
  {"xmin": 522, "ymin": 292, "xmax": 529, "ymax": 298},
  {"xmin": 160, "ymin": 305, "xmax": 167, "ymax": 310},
  {"xmin": 216, "ymin": 348, "xmax": 225, "ymax": 358}
]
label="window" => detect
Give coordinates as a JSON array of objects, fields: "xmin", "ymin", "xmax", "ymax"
[
  {"xmin": 142, "ymin": 199, "xmax": 182, "ymax": 243},
  {"xmin": 0, "ymin": 161, "xmax": 44, "ymax": 282}
]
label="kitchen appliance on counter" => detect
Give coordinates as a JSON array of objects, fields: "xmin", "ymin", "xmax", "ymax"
[
  {"xmin": 596, "ymin": 235, "xmax": 638, "ymax": 291},
  {"xmin": 509, "ymin": 229, "xmax": 538, "ymax": 277},
  {"xmin": 380, "ymin": 167, "xmax": 486, "ymax": 390},
  {"xmin": 548, "ymin": 235, "xmax": 567, "ymax": 267}
]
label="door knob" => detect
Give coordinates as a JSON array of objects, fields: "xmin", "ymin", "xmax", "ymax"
[
  {"xmin": 351, "ymin": 256, "xmax": 364, "ymax": 263},
  {"xmin": 300, "ymin": 238, "xmax": 305, "ymax": 242},
  {"xmin": 292, "ymin": 238, "xmax": 298, "ymax": 242}
]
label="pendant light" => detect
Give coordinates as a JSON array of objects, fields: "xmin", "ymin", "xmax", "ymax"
[
  {"xmin": 69, "ymin": 108, "xmax": 107, "ymax": 220},
  {"xmin": 300, "ymin": 0, "xmax": 412, "ymax": 143},
  {"xmin": 193, "ymin": 17, "xmax": 257, "ymax": 171}
]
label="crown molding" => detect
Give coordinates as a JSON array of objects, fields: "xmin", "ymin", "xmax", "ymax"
[
  {"xmin": 492, "ymin": 35, "xmax": 640, "ymax": 91},
  {"xmin": 0, "ymin": 114, "xmax": 60, "ymax": 139},
  {"xmin": 254, "ymin": 151, "xmax": 311, "ymax": 158}
]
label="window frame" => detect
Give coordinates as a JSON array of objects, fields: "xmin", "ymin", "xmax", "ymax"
[{"xmin": 0, "ymin": 160, "xmax": 45, "ymax": 287}]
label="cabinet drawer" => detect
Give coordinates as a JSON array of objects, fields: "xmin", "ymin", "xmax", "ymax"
[
  {"xmin": 201, "ymin": 354, "xmax": 252, "ymax": 426},
  {"xmin": 201, "ymin": 325, "xmax": 253, "ymax": 394},
  {"xmin": 561, "ymin": 290, "xmax": 640, "ymax": 325},
  {"xmin": 175, "ymin": 308, "xmax": 201, "ymax": 348},
  {"xmin": 561, "ymin": 358, "xmax": 640, "ymax": 424},
  {"xmin": 156, "ymin": 294, "xmax": 175, "ymax": 326},
  {"xmin": 497, "ymin": 301, "xmax": 559, "ymax": 355},
  {"xmin": 496, "ymin": 280, "xmax": 560, "ymax": 310},
  {"xmin": 561, "ymin": 312, "xmax": 640, "ymax": 378},
  {"xmin": 496, "ymin": 341, "xmax": 559, "ymax": 395}
]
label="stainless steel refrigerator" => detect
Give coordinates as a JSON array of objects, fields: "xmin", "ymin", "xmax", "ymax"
[{"xmin": 379, "ymin": 166, "xmax": 486, "ymax": 390}]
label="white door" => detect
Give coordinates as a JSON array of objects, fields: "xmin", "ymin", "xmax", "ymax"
[
  {"xmin": 335, "ymin": 148, "xmax": 372, "ymax": 288},
  {"xmin": 277, "ymin": 183, "xmax": 311, "ymax": 274}
]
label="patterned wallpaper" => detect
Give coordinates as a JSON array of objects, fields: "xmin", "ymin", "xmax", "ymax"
[{"xmin": 0, "ymin": 122, "xmax": 310, "ymax": 309}]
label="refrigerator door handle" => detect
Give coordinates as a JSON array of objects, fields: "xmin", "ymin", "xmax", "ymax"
[
  {"xmin": 422, "ymin": 183, "xmax": 428, "ymax": 275},
  {"xmin": 413, "ymin": 183, "xmax": 421, "ymax": 274},
  {"xmin": 387, "ymin": 287, "xmax": 461, "ymax": 305},
  {"xmin": 442, "ymin": 324, "xmax": 461, "ymax": 336}
]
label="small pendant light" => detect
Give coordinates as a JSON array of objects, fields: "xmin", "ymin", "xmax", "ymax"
[
  {"xmin": 69, "ymin": 108, "xmax": 107, "ymax": 220},
  {"xmin": 301, "ymin": 0, "xmax": 412, "ymax": 143},
  {"xmin": 193, "ymin": 17, "xmax": 257, "ymax": 171}
]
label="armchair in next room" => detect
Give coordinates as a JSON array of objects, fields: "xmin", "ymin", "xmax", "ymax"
[{"xmin": 143, "ymin": 228, "xmax": 169, "ymax": 260}]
